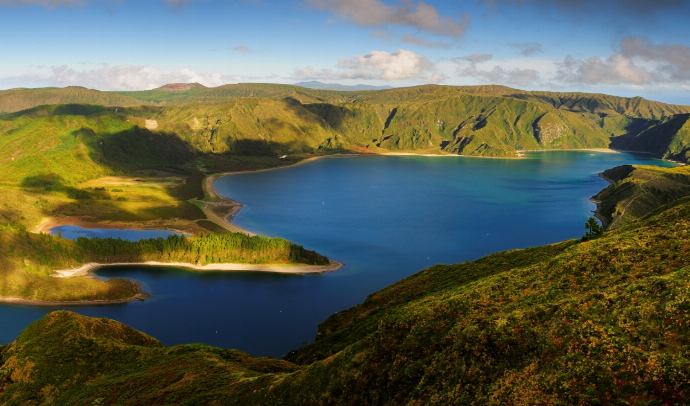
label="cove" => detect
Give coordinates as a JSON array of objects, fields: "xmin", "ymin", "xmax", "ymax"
[{"xmin": 0, "ymin": 151, "xmax": 676, "ymax": 358}]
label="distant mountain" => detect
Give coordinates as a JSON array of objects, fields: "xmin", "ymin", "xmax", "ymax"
[
  {"xmin": 294, "ymin": 81, "xmax": 393, "ymax": 91},
  {"xmin": 152, "ymin": 82, "xmax": 207, "ymax": 92}
]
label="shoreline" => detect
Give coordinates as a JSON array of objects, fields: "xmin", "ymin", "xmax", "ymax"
[
  {"xmin": 53, "ymin": 259, "xmax": 344, "ymax": 278},
  {"xmin": 591, "ymin": 173, "xmax": 614, "ymax": 229},
  {"xmin": 0, "ymin": 281, "xmax": 150, "ymax": 307}
]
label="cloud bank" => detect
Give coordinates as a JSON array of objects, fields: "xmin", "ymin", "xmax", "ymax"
[
  {"xmin": 0, "ymin": 65, "xmax": 240, "ymax": 90},
  {"xmin": 305, "ymin": 0, "xmax": 470, "ymax": 38},
  {"xmin": 454, "ymin": 53, "xmax": 541, "ymax": 86},
  {"xmin": 295, "ymin": 49, "xmax": 445, "ymax": 83},
  {"xmin": 557, "ymin": 36, "xmax": 690, "ymax": 85}
]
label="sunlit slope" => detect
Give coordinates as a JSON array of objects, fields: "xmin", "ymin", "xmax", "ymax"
[
  {"xmin": 4, "ymin": 198, "xmax": 690, "ymax": 404},
  {"xmin": 0, "ymin": 86, "xmax": 147, "ymax": 114},
  {"xmin": 506, "ymin": 91, "xmax": 690, "ymax": 119},
  {"xmin": 593, "ymin": 164, "xmax": 690, "ymax": 229},
  {"xmin": 308, "ymin": 92, "xmax": 612, "ymax": 155}
]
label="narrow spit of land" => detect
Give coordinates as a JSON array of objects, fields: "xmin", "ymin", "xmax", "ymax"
[{"xmin": 52, "ymin": 260, "xmax": 344, "ymax": 278}]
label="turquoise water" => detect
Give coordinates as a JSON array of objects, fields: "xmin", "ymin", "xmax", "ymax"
[
  {"xmin": 49, "ymin": 225, "xmax": 182, "ymax": 241},
  {"xmin": 0, "ymin": 152, "xmax": 675, "ymax": 357}
]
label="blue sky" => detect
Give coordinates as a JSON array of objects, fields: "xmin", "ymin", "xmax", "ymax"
[{"xmin": 1, "ymin": 0, "xmax": 689, "ymax": 104}]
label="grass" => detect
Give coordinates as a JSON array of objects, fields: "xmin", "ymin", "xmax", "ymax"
[{"xmin": 594, "ymin": 164, "xmax": 690, "ymax": 229}]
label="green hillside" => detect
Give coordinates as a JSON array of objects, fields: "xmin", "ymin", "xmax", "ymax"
[
  {"xmin": 0, "ymin": 86, "xmax": 147, "ymax": 115},
  {"xmin": 6, "ymin": 84, "xmax": 690, "ymax": 161},
  {"xmin": 593, "ymin": 164, "xmax": 690, "ymax": 229},
  {"xmin": 4, "ymin": 197, "xmax": 690, "ymax": 404}
]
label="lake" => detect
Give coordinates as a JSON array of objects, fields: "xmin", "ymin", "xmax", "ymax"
[{"xmin": 0, "ymin": 151, "xmax": 676, "ymax": 357}]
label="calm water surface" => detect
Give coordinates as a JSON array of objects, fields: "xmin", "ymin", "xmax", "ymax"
[{"xmin": 0, "ymin": 152, "xmax": 675, "ymax": 357}]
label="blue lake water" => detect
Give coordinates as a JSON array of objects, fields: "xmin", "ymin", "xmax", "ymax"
[
  {"xmin": 0, "ymin": 151, "xmax": 676, "ymax": 357},
  {"xmin": 49, "ymin": 225, "xmax": 182, "ymax": 241}
]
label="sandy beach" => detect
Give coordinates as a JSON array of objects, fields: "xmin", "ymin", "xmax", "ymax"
[{"xmin": 52, "ymin": 260, "xmax": 344, "ymax": 278}]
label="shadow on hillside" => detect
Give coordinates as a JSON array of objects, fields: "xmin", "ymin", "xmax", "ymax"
[
  {"xmin": 608, "ymin": 118, "xmax": 657, "ymax": 150},
  {"xmin": 9, "ymin": 104, "xmax": 109, "ymax": 118},
  {"xmin": 302, "ymin": 103, "xmax": 356, "ymax": 129},
  {"xmin": 227, "ymin": 138, "xmax": 315, "ymax": 156},
  {"xmin": 21, "ymin": 173, "xmax": 99, "ymax": 200},
  {"xmin": 76, "ymin": 126, "xmax": 197, "ymax": 173}
]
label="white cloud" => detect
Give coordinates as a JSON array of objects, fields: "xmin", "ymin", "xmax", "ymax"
[
  {"xmin": 305, "ymin": 0, "xmax": 470, "ymax": 38},
  {"xmin": 556, "ymin": 36, "xmax": 690, "ymax": 85},
  {"xmin": 294, "ymin": 49, "xmax": 444, "ymax": 83},
  {"xmin": 453, "ymin": 53, "xmax": 541, "ymax": 86},
  {"xmin": 0, "ymin": 65, "xmax": 240, "ymax": 90},
  {"xmin": 620, "ymin": 36, "xmax": 690, "ymax": 81},
  {"xmin": 556, "ymin": 54, "xmax": 652, "ymax": 85},
  {"xmin": 338, "ymin": 49, "xmax": 434, "ymax": 80}
]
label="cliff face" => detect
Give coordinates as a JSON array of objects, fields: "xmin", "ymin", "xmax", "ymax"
[{"xmin": 4, "ymin": 197, "xmax": 690, "ymax": 405}]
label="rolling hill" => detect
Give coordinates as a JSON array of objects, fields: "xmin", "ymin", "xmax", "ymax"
[{"xmin": 0, "ymin": 86, "xmax": 147, "ymax": 115}]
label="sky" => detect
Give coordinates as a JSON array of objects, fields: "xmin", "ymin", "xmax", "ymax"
[{"xmin": 1, "ymin": 0, "xmax": 689, "ymax": 104}]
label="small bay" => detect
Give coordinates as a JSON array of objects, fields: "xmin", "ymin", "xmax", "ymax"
[{"xmin": 0, "ymin": 151, "xmax": 675, "ymax": 357}]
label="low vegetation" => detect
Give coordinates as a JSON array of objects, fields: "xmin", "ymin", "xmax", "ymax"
[
  {"xmin": 594, "ymin": 164, "xmax": 690, "ymax": 228},
  {"xmin": 3, "ymin": 197, "xmax": 690, "ymax": 404}
]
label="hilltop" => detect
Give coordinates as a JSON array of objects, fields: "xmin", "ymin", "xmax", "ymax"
[
  {"xmin": 0, "ymin": 86, "xmax": 147, "ymax": 115},
  {"xmin": 3, "ymin": 196, "xmax": 690, "ymax": 404},
  {"xmin": 152, "ymin": 82, "xmax": 207, "ymax": 92}
]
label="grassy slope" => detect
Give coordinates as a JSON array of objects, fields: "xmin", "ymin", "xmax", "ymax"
[
  {"xmin": 9, "ymin": 84, "xmax": 690, "ymax": 160},
  {"xmin": 3, "ymin": 198, "xmax": 690, "ymax": 404},
  {"xmin": 593, "ymin": 164, "xmax": 690, "ymax": 229},
  {"xmin": 0, "ymin": 87, "xmax": 147, "ymax": 115}
]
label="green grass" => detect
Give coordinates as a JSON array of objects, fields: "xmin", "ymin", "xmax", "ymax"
[{"xmin": 594, "ymin": 164, "xmax": 690, "ymax": 228}]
